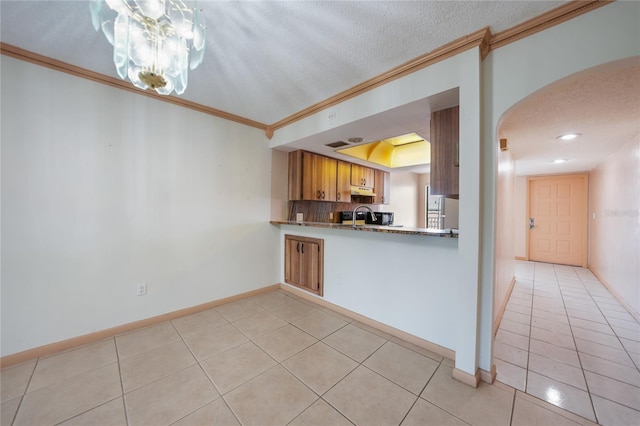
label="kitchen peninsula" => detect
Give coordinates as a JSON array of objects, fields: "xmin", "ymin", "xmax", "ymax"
[
  {"xmin": 270, "ymin": 128, "xmax": 461, "ymax": 367},
  {"xmin": 270, "ymin": 220, "xmax": 459, "ymax": 238},
  {"xmin": 271, "ymin": 215, "xmax": 460, "ymax": 363}
]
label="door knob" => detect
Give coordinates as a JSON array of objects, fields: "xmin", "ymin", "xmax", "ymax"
[{"xmin": 529, "ymin": 217, "xmax": 535, "ymax": 230}]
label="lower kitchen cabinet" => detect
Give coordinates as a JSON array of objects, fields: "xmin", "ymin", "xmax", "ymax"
[{"xmin": 284, "ymin": 234, "xmax": 324, "ymax": 296}]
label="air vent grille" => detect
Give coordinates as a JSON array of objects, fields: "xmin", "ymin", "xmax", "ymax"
[{"xmin": 325, "ymin": 141, "xmax": 349, "ymax": 148}]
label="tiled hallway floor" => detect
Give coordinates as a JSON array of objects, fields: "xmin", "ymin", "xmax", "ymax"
[
  {"xmin": 495, "ymin": 261, "xmax": 640, "ymax": 425},
  {"xmin": 0, "ymin": 285, "xmax": 625, "ymax": 426}
]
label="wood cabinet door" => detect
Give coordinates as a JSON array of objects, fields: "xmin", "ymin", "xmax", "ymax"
[
  {"xmin": 284, "ymin": 237, "xmax": 303, "ymax": 285},
  {"xmin": 374, "ymin": 170, "xmax": 390, "ymax": 204},
  {"xmin": 299, "ymin": 152, "xmax": 337, "ymax": 201},
  {"xmin": 430, "ymin": 106, "xmax": 459, "ymax": 197},
  {"xmin": 300, "ymin": 241, "xmax": 320, "ymax": 291},
  {"xmin": 301, "ymin": 152, "xmax": 320, "ymax": 200},
  {"xmin": 320, "ymin": 156, "xmax": 337, "ymax": 201},
  {"xmin": 351, "ymin": 164, "xmax": 375, "ymax": 188},
  {"xmin": 336, "ymin": 160, "xmax": 352, "ymax": 203},
  {"xmin": 284, "ymin": 235, "xmax": 323, "ymax": 296}
]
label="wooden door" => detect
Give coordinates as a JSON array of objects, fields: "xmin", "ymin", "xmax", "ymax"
[{"xmin": 528, "ymin": 174, "xmax": 588, "ymax": 266}]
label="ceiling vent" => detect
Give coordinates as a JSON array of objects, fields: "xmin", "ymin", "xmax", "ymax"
[{"xmin": 325, "ymin": 141, "xmax": 350, "ymax": 148}]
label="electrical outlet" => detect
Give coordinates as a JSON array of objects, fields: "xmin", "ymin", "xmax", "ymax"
[
  {"xmin": 136, "ymin": 283, "xmax": 147, "ymax": 296},
  {"xmin": 329, "ymin": 212, "xmax": 334, "ymax": 220}
]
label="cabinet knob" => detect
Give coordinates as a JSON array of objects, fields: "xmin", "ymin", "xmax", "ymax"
[
  {"xmin": 296, "ymin": 242, "xmax": 300, "ymax": 253},
  {"xmin": 337, "ymin": 192, "xmax": 341, "ymax": 201},
  {"xmin": 301, "ymin": 243, "xmax": 304, "ymax": 254},
  {"xmin": 322, "ymin": 191, "xmax": 325, "ymax": 199},
  {"xmin": 317, "ymin": 190, "xmax": 321, "ymax": 199}
]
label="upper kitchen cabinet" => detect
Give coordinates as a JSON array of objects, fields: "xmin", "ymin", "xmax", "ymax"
[
  {"xmin": 289, "ymin": 151, "xmax": 337, "ymax": 201},
  {"xmin": 374, "ymin": 169, "xmax": 390, "ymax": 204},
  {"xmin": 430, "ymin": 106, "xmax": 459, "ymax": 198},
  {"xmin": 336, "ymin": 160, "xmax": 352, "ymax": 203},
  {"xmin": 351, "ymin": 164, "xmax": 375, "ymax": 188}
]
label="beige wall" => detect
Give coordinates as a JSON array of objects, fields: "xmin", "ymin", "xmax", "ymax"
[
  {"xmin": 588, "ymin": 136, "xmax": 640, "ymax": 316},
  {"xmin": 493, "ymin": 149, "xmax": 516, "ymax": 323},
  {"xmin": 388, "ymin": 172, "xmax": 420, "ymax": 227},
  {"xmin": 1, "ymin": 56, "xmax": 280, "ymax": 357},
  {"xmin": 270, "ymin": 150, "xmax": 289, "ymax": 221},
  {"xmin": 514, "ymin": 176, "xmax": 528, "ymax": 259},
  {"xmin": 444, "ymin": 198, "xmax": 459, "ymax": 230},
  {"xmin": 418, "ymin": 173, "xmax": 430, "ymax": 228}
]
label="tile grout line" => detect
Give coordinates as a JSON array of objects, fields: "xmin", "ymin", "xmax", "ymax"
[
  {"xmin": 508, "ymin": 385, "xmax": 518, "ymax": 426},
  {"xmin": 553, "ymin": 265, "xmax": 599, "ymax": 424},
  {"xmin": 200, "ymin": 297, "xmax": 366, "ymax": 424},
  {"xmin": 569, "ymin": 267, "xmax": 640, "ymax": 417},
  {"xmin": 571, "ymin": 266, "xmax": 640, "ymax": 372},
  {"xmin": 523, "ymin": 262, "xmax": 539, "ymax": 395},
  {"xmin": 519, "ymin": 263, "xmax": 599, "ymax": 423},
  {"xmin": 577, "ymin": 273, "xmax": 640, "ymax": 375},
  {"xmin": 169, "ymin": 317, "xmax": 243, "ymax": 426},
  {"xmin": 9, "ymin": 354, "xmax": 40, "ymax": 425},
  {"xmin": 114, "ymin": 333, "xmax": 131, "ymax": 426},
  {"xmin": 396, "ymin": 358, "xmax": 443, "ymax": 426}
]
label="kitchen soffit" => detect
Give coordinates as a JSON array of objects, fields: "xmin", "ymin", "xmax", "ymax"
[{"xmin": 337, "ymin": 133, "xmax": 430, "ymax": 169}]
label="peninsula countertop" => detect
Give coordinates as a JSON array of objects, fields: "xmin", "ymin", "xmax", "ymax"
[{"xmin": 270, "ymin": 221, "xmax": 459, "ymax": 238}]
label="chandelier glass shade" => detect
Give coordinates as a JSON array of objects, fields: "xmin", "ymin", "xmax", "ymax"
[{"xmin": 90, "ymin": 0, "xmax": 205, "ymax": 95}]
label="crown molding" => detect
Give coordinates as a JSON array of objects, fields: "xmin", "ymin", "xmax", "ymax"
[
  {"xmin": 489, "ymin": 0, "xmax": 612, "ymax": 51},
  {"xmin": 268, "ymin": 27, "xmax": 492, "ymax": 136},
  {"xmin": 1, "ymin": 1, "xmax": 613, "ymax": 140},
  {"xmin": 269, "ymin": 1, "xmax": 612, "ymax": 137},
  {"xmin": 0, "ymin": 42, "xmax": 269, "ymax": 132}
]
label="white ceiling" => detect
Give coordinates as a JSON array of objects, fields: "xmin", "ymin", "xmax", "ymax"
[
  {"xmin": 1, "ymin": 1, "xmax": 637, "ymax": 176},
  {"xmin": 501, "ymin": 58, "xmax": 640, "ymax": 176}
]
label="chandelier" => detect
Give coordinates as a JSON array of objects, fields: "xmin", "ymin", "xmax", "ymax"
[{"xmin": 90, "ymin": 0, "xmax": 205, "ymax": 95}]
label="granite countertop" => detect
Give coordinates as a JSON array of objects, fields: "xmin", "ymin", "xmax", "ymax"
[{"xmin": 270, "ymin": 221, "xmax": 459, "ymax": 238}]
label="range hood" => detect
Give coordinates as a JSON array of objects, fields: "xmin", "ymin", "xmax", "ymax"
[{"xmin": 351, "ymin": 186, "xmax": 376, "ymax": 196}]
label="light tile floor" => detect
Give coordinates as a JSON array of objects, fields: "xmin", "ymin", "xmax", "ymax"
[
  {"xmin": 495, "ymin": 261, "xmax": 640, "ymax": 426},
  {"xmin": 0, "ymin": 285, "xmax": 621, "ymax": 426}
]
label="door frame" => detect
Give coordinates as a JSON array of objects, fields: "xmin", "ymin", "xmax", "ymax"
[{"xmin": 525, "ymin": 173, "xmax": 589, "ymax": 267}]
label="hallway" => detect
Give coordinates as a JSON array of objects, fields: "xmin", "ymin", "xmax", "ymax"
[{"xmin": 494, "ymin": 261, "xmax": 640, "ymax": 425}]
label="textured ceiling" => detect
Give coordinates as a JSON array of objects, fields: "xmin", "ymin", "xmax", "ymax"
[
  {"xmin": 500, "ymin": 58, "xmax": 640, "ymax": 176},
  {"xmin": 2, "ymin": 1, "xmax": 636, "ymax": 176},
  {"xmin": 0, "ymin": 0, "xmax": 566, "ymax": 124}
]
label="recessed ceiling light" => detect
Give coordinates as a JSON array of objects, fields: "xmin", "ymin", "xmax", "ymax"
[
  {"xmin": 553, "ymin": 159, "xmax": 568, "ymax": 164},
  {"xmin": 348, "ymin": 137, "xmax": 365, "ymax": 144},
  {"xmin": 556, "ymin": 133, "xmax": 581, "ymax": 141}
]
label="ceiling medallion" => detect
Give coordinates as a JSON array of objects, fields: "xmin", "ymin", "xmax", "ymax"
[{"xmin": 90, "ymin": 0, "xmax": 206, "ymax": 95}]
